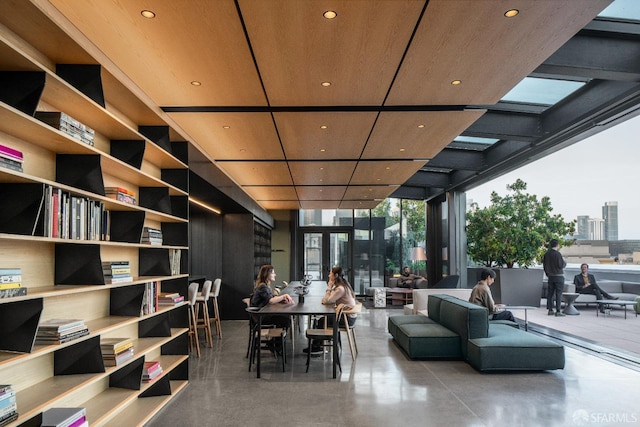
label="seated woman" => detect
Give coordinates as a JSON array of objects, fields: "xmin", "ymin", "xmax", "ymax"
[
  {"xmin": 250, "ymin": 264, "xmax": 294, "ymax": 330},
  {"xmin": 305, "ymin": 266, "xmax": 358, "ymax": 354}
]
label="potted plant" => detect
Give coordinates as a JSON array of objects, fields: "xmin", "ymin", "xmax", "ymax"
[{"xmin": 466, "ymin": 179, "xmax": 575, "ymax": 305}]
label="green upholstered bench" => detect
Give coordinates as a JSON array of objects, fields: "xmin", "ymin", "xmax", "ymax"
[
  {"xmin": 389, "ymin": 294, "xmax": 565, "ymax": 371},
  {"xmin": 467, "ymin": 324, "xmax": 565, "ymax": 371}
]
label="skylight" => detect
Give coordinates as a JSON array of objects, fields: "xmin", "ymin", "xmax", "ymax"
[
  {"xmin": 449, "ymin": 136, "xmax": 499, "ymax": 151},
  {"xmin": 598, "ymin": 0, "xmax": 640, "ymax": 22},
  {"xmin": 501, "ymin": 77, "xmax": 585, "ymax": 106}
]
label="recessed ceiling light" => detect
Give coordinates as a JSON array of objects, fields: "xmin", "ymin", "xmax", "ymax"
[
  {"xmin": 451, "ymin": 80, "xmax": 462, "ymax": 85},
  {"xmin": 239, "ymin": 149, "xmax": 246, "ymax": 152},
  {"xmin": 321, "ymin": 81, "xmax": 331, "ymax": 87},
  {"xmin": 190, "ymin": 81, "xmax": 201, "ymax": 86},
  {"xmin": 319, "ymin": 167, "xmax": 324, "ymax": 170},
  {"xmin": 320, "ymin": 125, "xmax": 328, "ymax": 129},
  {"xmin": 323, "ymin": 10, "xmax": 337, "ymax": 19},
  {"xmin": 319, "ymin": 179, "xmax": 324, "ymax": 182},
  {"xmin": 141, "ymin": 10, "xmax": 156, "ymax": 18},
  {"xmin": 320, "ymin": 148, "xmax": 326, "ymax": 152},
  {"xmin": 504, "ymin": 9, "xmax": 519, "ymax": 18},
  {"xmin": 385, "ymin": 167, "xmax": 390, "ymax": 170},
  {"xmin": 417, "ymin": 124, "xmax": 425, "ymax": 128},
  {"xmin": 399, "ymin": 148, "xmax": 406, "ymax": 152},
  {"xmin": 222, "ymin": 125, "xmax": 230, "ymax": 129}
]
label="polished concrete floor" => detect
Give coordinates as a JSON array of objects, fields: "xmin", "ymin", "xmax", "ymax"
[{"xmin": 146, "ymin": 306, "xmax": 640, "ymax": 427}]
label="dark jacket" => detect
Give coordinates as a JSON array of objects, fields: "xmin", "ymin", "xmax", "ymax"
[
  {"xmin": 543, "ymin": 248, "xmax": 566, "ymax": 277},
  {"xmin": 573, "ymin": 273, "xmax": 597, "ymax": 293}
]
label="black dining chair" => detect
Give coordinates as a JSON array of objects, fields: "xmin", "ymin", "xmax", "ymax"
[{"xmin": 305, "ymin": 304, "xmax": 346, "ymax": 373}]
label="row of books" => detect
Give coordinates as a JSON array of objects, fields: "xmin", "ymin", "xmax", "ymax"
[
  {"xmin": 0, "ymin": 143, "xmax": 23, "ymax": 173},
  {"xmin": 35, "ymin": 111, "xmax": 95, "ymax": 147},
  {"xmin": 35, "ymin": 319, "xmax": 89, "ymax": 345},
  {"xmin": 102, "ymin": 261, "xmax": 132, "ymax": 284},
  {"xmin": 170, "ymin": 249, "xmax": 182, "ymax": 275},
  {"xmin": 0, "ymin": 385, "xmax": 17, "ymax": 427},
  {"xmin": 142, "ymin": 281, "xmax": 160, "ymax": 315},
  {"xmin": 0, "ymin": 268, "xmax": 26, "ymax": 299},
  {"xmin": 42, "ymin": 406, "xmax": 87, "ymax": 427},
  {"xmin": 105, "ymin": 186, "xmax": 136, "ymax": 206},
  {"xmin": 143, "ymin": 360, "xmax": 163, "ymax": 382},
  {"xmin": 101, "ymin": 337, "xmax": 135, "ymax": 367},
  {"xmin": 40, "ymin": 185, "xmax": 109, "ymax": 241},
  {"xmin": 141, "ymin": 226, "xmax": 162, "ymax": 245}
]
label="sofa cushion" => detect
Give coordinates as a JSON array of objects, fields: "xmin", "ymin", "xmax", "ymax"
[
  {"xmin": 466, "ymin": 324, "xmax": 565, "ymax": 371},
  {"xmin": 395, "ymin": 323, "xmax": 462, "ymax": 359},
  {"xmin": 622, "ymin": 282, "xmax": 640, "ymax": 295},
  {"xmin": 438, "ymin": 298, "xmax": 489, "ymax": 358},
  {"xmin": 388, "ymin": 314, "xmax": 435, "ymax": 337}
]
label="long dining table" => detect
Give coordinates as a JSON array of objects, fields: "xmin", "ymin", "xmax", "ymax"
[{"xmin": 256, "ymin": 281, "xmax": 339, "ymax": 378}]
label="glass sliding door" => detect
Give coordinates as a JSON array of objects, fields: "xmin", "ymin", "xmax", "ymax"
[{"xmin": 301, "ymin": 230, "xmax": 351, "ymax": 282}]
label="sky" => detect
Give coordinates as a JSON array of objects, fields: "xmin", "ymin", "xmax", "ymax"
[{"xmin": 466, "ymin": 112, "xmax": 640, "ymax": 240}]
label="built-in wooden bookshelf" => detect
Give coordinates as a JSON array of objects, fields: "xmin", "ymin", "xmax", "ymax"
[{"xmin": 0, "ymin": 3, "xmax": 190, "ymax": 426}]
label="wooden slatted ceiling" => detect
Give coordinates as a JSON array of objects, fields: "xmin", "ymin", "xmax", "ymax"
[{"xmin": 41, "ymin": 0, "xmax": 612, "ymax": 210}]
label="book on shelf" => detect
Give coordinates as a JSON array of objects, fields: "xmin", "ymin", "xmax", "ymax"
[
  {"xmin": 35, "ymin": 110, "xmax": 95, "ymax": 146},
  {"xmin": 0, "ymin": 387, "xmax": 17, "ymax": 426},
  {"xmin": 100, "ymin": 337, "xmax": 133, "ymax": 354},
  {"xmin": 102, "ymin": 261, "xmax": 132, "ymax": 284},
  {"xmin": 141, "ymin": 226, "xmax": 163, "ymax": 245},
  {"xmin": 102, "ymin": 346, "xmax": 135, "ymax": 366},
  {"xmin": 158, "ymin": 291, "xmax": 184, "ymax": 305},
  {"xmin": 0, "ymin": 287, "xmax": 27, "ymax": 299},
  {"xmin": 41, "ymin": 407, "xmax": 86, "ymax": 427},
  {"xmin": 142, "ymin": 360, "xmax": 163, "ymax": 382},
  {"xmin": 0, "ymin": 385, "xmax": 12, "ymax": 395},
  {"xmin": 39, "ymin": 186, "xmax": 107, "ymax": 240},
  {"xmin": 0, "ymin": 156, "xmax": 23, "ymax": 173},
  {"xmin": 36, "ymin": 328, "xmax": 89, "ymax": 345},
  {"xmin": 37, "ymin": 318, "xmax": 85, "ymax": 332},
  {"xmin": 141, "ymin": 281, "xmax": 159, "ymax": 315},
  {"xmin": 105, "ymin": 186, "xmax": 136, "ymax": 205},
  {"xmin": 169, "ymin": 249, "xmax": 182, "ymax": 275},
  {"xmin": 0, "ymin": 282, "xmax": 21, "ymax": 290},
  {"xmin": 0, "ymin": 144, "xmax": 23, "ymax": 162}
]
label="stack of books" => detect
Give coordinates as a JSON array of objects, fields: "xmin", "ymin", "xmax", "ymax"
[
  {"xmin": 0, "ymin": 268, "xmax": 26, "ymax": 299},
  {"xmin": 157, "ymin": 291, "xmax": 184, "ymax": 306},
  {"xmin": 0, "ymin": 385, "xmax": 17, "ymax": 427},
  {"xmin": 142, "ymin": 361, "xmax": 163, "ymax": 382},
  {"xmin": 0, "ymin": 144, "xmax": 23, "ymax": 173},
  {"xmin": 35, "ymin": 111, "xmax": 95, "ymax": 146},
  {"xmin": 36, "ymin": 319, "xmax": 89, "ymax": 345},
  {"xmin": 101, "ymin": 337, "xmax": 135, "ymax": 367},
  {"xmin": 41, "ymin": 407, "xmax": 87, "ymax": 427},
  {"xmin": 141, "ymin": 226, "xmax": 163, "ymax": 245},
  {"xmin": 105, "ymin": 186, "xmax": 136, "ymax": 205},
  {"xmin": 102, "ymin": 261, "xmax": 132, "ymax": 284}
]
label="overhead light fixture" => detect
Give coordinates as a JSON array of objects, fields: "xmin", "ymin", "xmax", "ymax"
[
  {"xmin": 451, "ymin": 80, "xmax": 462, "ymax": 85},
  {"xmin": 321, "ymin": 81, "xmax": 331, "ymax": 87},
  {"xmin": 399, "ymin": 148, "xmax": 406, "ymax": 152},
  {"xmin": 417, "ymin": 124, "xmax": 425, "ymax": 128},
  {"xmin": 320, "ymin": 125, "xmax": 328, "ymax": 129},
  {"xmin": 504, "ymin": 9, "xmax": 519, "ymax": 18},
  {"xmin": 141, "ymin": 10, "xmax": 156, "ymax": 18},
  {"xmin": 190, "ymin": 81, "xmax": 201, "ymax": 86},
  {"xmin": 189, "ymin": 197, "xmax": 221, "ymax": 215},
  {"xmin": 320, "ymin": 148, "xmax": 326, "ymax": 152},
  {"xmin": 239, "ymin": 149, "xmax": 246, "ymax": 152},
  {"xmin": 222, "ymin": 125, "xmax": 230, "ymax": 129},
  {"xmin": 323, "ymin": 10, "xmax": 337, "ymax": 19}
]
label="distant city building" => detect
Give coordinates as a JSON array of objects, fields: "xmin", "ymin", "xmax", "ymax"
[
  {"xmin": 608, "ymin": 240, "xmax": 640, "ymax": 258},
  {"xmin": 576, "ymin": 215, "xmax": 589, "ymax": 240},
  {"xmin": 562, "ymin": 240, "xmax": 610, "ymax": 264},
  {"xmin": 602, "ymin": 201, "xmax": 618, "ymax": 241},
  {"xmin": 588, "ymin": 218, "xmax": 605, "ymax": 240}
]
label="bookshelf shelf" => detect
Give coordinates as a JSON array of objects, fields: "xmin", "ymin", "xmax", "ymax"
[{"xmin": 0, "ymin": 3, "xmax": 190, "ymax": 425}]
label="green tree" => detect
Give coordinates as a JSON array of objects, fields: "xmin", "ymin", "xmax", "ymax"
[{"xmin": 467, "ymin": 179, "xmax": 575, "ymax": 268}]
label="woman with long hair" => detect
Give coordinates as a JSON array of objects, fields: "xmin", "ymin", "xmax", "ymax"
[
  {"xmin": 250, "ymin": 264, "xmax": 293, "ymax": 329},
  {"xmin": 306, "ymin": 266, "xmax": 358, "ymax": 354}
]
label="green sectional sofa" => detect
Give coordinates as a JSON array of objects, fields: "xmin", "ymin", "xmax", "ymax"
[{"xmin": 388, "ymin": 294, "xmax": 565, "ymax": 371}]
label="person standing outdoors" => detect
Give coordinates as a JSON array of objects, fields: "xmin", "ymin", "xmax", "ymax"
[{"xmin": 543, "ymin": 239, "xmax": 566, "ymax": 317}]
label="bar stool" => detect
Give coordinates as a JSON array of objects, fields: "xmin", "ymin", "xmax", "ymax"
[
  {"xmin": 209, "ymin": 278, "xmax": 222, "ymax": 339},
  {"xmin": 187, "ymin": 282, "xmax": 200, "ymax": 357},
  {"xmin": 195, "ymin": 280, "xmax": 213, "ymax": 347}
]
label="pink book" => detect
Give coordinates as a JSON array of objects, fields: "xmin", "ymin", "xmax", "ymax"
[{"xmin": 0, "ymin": 144, "xmax": 23, "ymax": 160}]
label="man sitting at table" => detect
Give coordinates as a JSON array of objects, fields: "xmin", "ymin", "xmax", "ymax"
[
  {"xmin": 573, "ymin": 263, "xmax": 618, "ymax": 312},
  {"xmin": 469, "ymin": 268, "xmax": 516, "ymax": 322}
]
